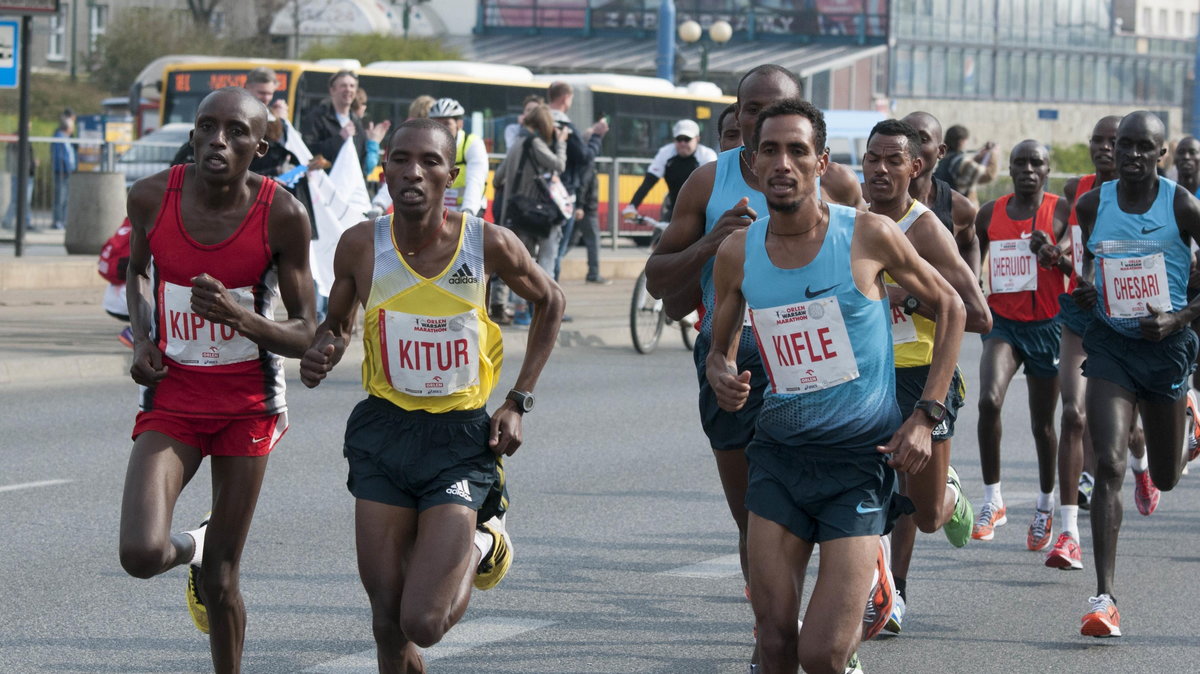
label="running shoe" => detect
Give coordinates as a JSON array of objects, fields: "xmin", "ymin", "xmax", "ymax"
[
  {"xmin": 184, "ymin": 513, "xmax": 211, "ymax": 634},
  {"xmin": 1044, "ymin": 532, "xmax": 1083, "ymax": 570},
  {"xmin": 844, "ymin": 651, "xmax": 864, "ymax": 674},
  {"xmin": 971, "ymin": 502, "xmax": 1007, "ymax": 541},
  {"xmin": 1027, "ymin": 509, "xmax": 1053, "ymax": 551},
  {"xmin": 473, "ymin": 515, "xmax": 513, "ymax": 591},
  {"xmin": 1081, "ymin": 593, "xmax": 1121, "ymax": 637},
  {"xmin": 118, "ymin": 326, "xmax": 134, "ymax": 349},
  {"xmin": 1077, "ymin": 472, "xmax": 1095, "ymax": 511},
  {"xmin": 1186, "ymin": 389, "xmax": 1200, "ymax": 462},
  {"xmin": 861, "ymin": 539, "xmax": 894, "ymax": 641},
  {"xmin": 943, "ymin": 466, "xmax": 973, "ymax": 548},
  {"xmin": 883, "ymin": 592, "xmax": 906, "ymax": 634},
  {"xmin": 1133, "ymin": 470, "xmax": 1160, "ymax": 516}
]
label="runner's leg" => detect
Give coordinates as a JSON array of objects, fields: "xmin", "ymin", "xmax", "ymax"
[
  {"xmin": 1057, "ymin": 327, "xmax": 1086, "ymax": 507},
  {"xmin": 118, "ymin": 432, "xmax": 204, "ymax": 578},
  {"xmin": 1027, "ymin": 375, "xmax": 1061, "ymax": 496},
  {"xmin": 1086, "ymin": 378, "xmax": 1136, "ymax": 597},
  {"xmin": 713, "ymin": 448, "xmax": 750, "ymax": 585},
  {"xmin": 977, "ymin": 339, "xmax": 1022, "ymax": 487},
  {"xmin": 799, "ymin": 535, "xmax": 878, "ymax": 674},
  {"xmin": 356, "ymin": 500, "xmax": 425, "ymax": 673},
  {"xmin": 904, "ymin": 439, "xmax": 952, "ymax": 533},
  {"xmin": 1139, "ymin": 398, "xmax": 1188, "ymax": 491},
  {"xmin": 747, "ymin": 512, "xmax": 811, "ymax": 674}
]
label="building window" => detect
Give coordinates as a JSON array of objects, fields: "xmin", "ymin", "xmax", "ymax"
[
  {"xmin": 1142, "ymin": 8, "xmax": 1153, "ymax": 34},
  {"xmin": 47, "ymin": 3, "xmax": 68, "ymax": 61},
  {"xmin": 89, "ymin": 4, "xmax": 107, "ymax": 49},
  {"xmin": 1159, "ymin": 9, "xmax": 1168, "ymax": 35}
]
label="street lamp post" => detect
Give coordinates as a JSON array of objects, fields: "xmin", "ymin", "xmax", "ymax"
[{"xmin": 677, "ymin": 19, "xmax": 732, "ymax": 81}]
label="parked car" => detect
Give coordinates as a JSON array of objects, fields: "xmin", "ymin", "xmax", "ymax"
[{"xmin": 115, "ymin": 123, "xmax": 192, "ymax": 188}]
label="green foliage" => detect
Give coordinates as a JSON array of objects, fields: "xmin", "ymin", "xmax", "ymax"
[
  {"xmin": 1051, "ymin": 143, "xmax": 1094, "ymax": 175},
  {"xmin": 301, "ymin": 34, "xmax": 459, "ymax": 65},
  {"xmin": 0, "ymin": 75, "xmax": 108, "ymax": 123}
]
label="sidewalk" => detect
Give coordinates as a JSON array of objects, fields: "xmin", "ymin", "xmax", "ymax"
[{"xmin": 0, "ymin": 231, "xmax": 655, "ymax": 385}]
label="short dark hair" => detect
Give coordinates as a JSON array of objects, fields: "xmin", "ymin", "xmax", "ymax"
[
  {"xmin": 245, "ymin": 67, "xmax": 277, "ymax": 87},
  {"xmin": 522, "ymin": 94, "xmax": 544, "ymax": 107},
  {"xmin": 328, "ymin": 69, "xmax": 357, "ymax": 89},
  {"xmin": 717, "ymin": 103, "xmax": 737, "ymax": 133},
  {"xmin": 736, "ymin": 64, "xmax": 803, "ymax": 102},
  {"xmin": 390, "ymin": 118, "xmax": 456, "ymax": 163},
  {"xmin": 547, "ymin": 81, "xmax": 572, "ymax": 103},
  {"xmin": 752, "ymin": 99, "xmax": 826, "ymax": 154},
  {"xmin": 867, "ymin": 119, "xmax": 922, "ymax": 161},
  {"xmin": 944, "ymin": 124, "xmax": 969, "ymax": 151}
]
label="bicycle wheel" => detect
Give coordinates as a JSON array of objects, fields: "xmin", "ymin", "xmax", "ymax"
[{"xmin": 630, "ymin": 270, "xmax": 666, "ymax": 354}]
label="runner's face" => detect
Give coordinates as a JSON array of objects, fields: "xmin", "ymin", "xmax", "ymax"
[
  {"xmin": 1175, "ymin": 140, "xmax": 1200, "ymax": 179},
  {"xmin": 245, "ymin": 81, "xmax": 277, "ymax": 107},
  {"xmin": 384, "ymin": 127, "xmax": 456, "ymax": 217},
  {"xmin": 191, "ymin": 91, "xmax": 267, "ymax": 180},
  {"xmin": 903, "ymin": 115, "xmax": 944, "ymax": 179},
  {"xmin": 752, "ymin": 114, "xmax": 827, "ymax": 214},
  {"xmin": 1009, "ymin": 143, "xmax": 1049, "ymax": 196},
  {"xmin": 737, "ymin": 74, "xmax": 801, "ymax": 149},
  {"xmin": 863, "ymin": 134, "xmax": 917, "ymax": 204},
  {"xmin": 1089, "ymin": 119, "xmax": 1118, "ymax": 173},
  {"xmin": 1115, "ymin": 117, "xmax": 1165, "ymax": 183},
  {"xmin": 719, "ymin": 115, "xmax": 741, "ymax": 153}
]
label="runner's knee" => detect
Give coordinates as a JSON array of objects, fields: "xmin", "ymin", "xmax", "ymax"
[
  {"xmin": 200, "ymin": 563, "xmax": 240, "ymax": 611},
  {"xmin": 400, "ymin": 608, "xmax": 452, "ymax": 648},
  {"xmin": 797, "ymin": 637, "xmax": 853, "ymax": 674},
  {"xmin": 118, "ymin": 537, "xmax": 173, "ymax": 579},
  {"xmin": 1061, "ymin": 403, "xmax": 1086, "ymax": 436},
  {"xmin": 977, "ymin": 393, "xmax": 1003, "ymax": 419}
]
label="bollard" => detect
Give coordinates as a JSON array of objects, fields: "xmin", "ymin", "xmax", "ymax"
[{"xmin": 64, "ymin": 171, "xmax": 125, "ymax": 254}]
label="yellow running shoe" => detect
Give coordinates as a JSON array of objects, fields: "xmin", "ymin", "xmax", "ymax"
[
  {"xmin": 186, "ymin": 563, "xmax": 209, "ymax": 634},
  {"xmin": 473, "ymin": 516, "xmax": 513, "ymax": 591}
]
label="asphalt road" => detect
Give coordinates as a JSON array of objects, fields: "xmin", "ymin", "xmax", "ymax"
[{"xmin": 3, "ymin": 334, "xmax": 1200, "ymax": 673}]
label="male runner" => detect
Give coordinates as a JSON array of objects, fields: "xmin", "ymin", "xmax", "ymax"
[
  {"xmin": 971, "ymin": 140, "xmax": 1070, "ymax": 552},
  {"xmin": 862, "ymin": 120, "xmax": 990, "ymax": 633},
  {"xmin": 645, "ymin": 66, "xmax": 865, "ymax": 605},
  {"xmin": 299, "ymin": 119, "xmax": 564, "ymax": 670},
  {"xmin": 1073, "ymin": 111, "xmax": 1200, "ymax": 637},
  {"xmin": 1174, "ymin": 136, "xmax": 1200, "ymax": 400},
  {"xmin": 717, "ymin": 103, "xmax": 742, "ymax": 152},
  {"xmin": 900, "ymin": 111, "xmax": 981, "ymax": 273},
  {"xmin": 708, "ymin": 99, "xmax": 965, "ymax": 674},
  {"xmin": 119, "ymin": 88, "xmax": 316, "ymax": 673}
]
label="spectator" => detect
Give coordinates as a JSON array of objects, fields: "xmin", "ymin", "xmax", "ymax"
[
  {"xmin": 547, "ymin": 80, "xmax": 608, "ymax": 281},
  {"xmin": 623, "ymin": 118, "xmax": 717, "ymax": 223},
  {"xmin": 572, "ymin": 156, "xmax": 607, "ymax": 284},
  {"xmin": 504, "ymin": 94, "xmax": 544, "ymax": 150},
  {"xmin": 493, "ymin": 103, "xmax": 569, "ymax": 324},
  {"xmin": 933, "ymin": 124, "xmax": 998, "ymax": 205},
  {"xmin": 353, "ymin": 87, "xmax": 390, "ymax": 176},
  {"xmin": 50, "ymin": 108, "xmax": 76, "ymax": 230},
  {"xmin": 301, "ymin": 70, "xmax": 368, "ymax": 174},
  {"xmin": 2, "ymin": 133, "xmax": 35, "ymax": 230},
  {"xmin": 428, "ymin": 97, "xmax": 487, "ymax": 216},
  {"xmin": 407, "ymin": 95, "xmax": 436, "ymax": 120}
]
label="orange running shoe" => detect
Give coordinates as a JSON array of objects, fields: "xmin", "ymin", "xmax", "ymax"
[
  {"xmin": 1133, "ymin": 470, "xmax": 1160, "ymax": 516},
  {"xmin": 1186, "ymin": 389, "xmax": 1200, "ymax": 463},
  {"xmin": 971, "ymin": 502, "xmax": 1007, "ymax": 541},
  {"xmin": 1027, "ymin": 509, "xmax": 1053, "ymax": 551},
  {"xmin": 1044, "ymin": 532, "xmax": 1083, "ymax": 570},
  {"xmin": 1081, "ymin": 594, "xmax": 1121, "ymax": 637},
  {"xmin": 861, "ymin": 539, "xmax": 894, "ymax": 641}
]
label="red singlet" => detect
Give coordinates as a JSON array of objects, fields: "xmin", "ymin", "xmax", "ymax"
[
  {"xmin": 1064, "ymin": 173, "xmax": 1097, "ymax": 294},
  {"xmin": 141, "ymin": 164, "xmax": 284, "ymax": 418},
  {"xmin": 987, "ymin": 192, "xmax": 1064, "ymax": 322}
]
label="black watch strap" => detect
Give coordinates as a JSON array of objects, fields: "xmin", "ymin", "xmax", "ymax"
[{"xmin": 914, "ymin": 399, "xmax": 948, "ymax": 424}]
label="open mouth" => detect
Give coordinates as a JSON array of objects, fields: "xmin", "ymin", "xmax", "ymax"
[
  {"xmin": 397, "ymin": 187, "xmax": 425, "ymax": 204},
  {"xmin": 203, "ymin": 153, "xmax": 228, "ymax": 170}
]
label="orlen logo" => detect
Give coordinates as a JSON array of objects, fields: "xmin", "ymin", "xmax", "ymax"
[
  {"xmin": 202, "ymin": 345, "xmax": 221, "ymax": 359},
  {"xmin": 425, "ymin": 375, "xmax": 445, "ymax": 390}
]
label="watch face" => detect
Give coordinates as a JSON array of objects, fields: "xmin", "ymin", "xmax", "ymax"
[{"xmin": 521, "ymin": 394, "xmax": 534, "ymax": 412}]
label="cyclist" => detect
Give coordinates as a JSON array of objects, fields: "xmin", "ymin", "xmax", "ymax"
[{"xmin": 623, "ymin": 119, "xmax": 718, "ymax": 223}]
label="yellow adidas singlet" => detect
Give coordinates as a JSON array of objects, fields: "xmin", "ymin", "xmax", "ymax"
[
  {"xmin": 884, "ymin": 199, "xmax": 936, "ymax": 369},
  {"xmin": 362, "ymin": 213, "xmax": 503, "ymax": 412}
]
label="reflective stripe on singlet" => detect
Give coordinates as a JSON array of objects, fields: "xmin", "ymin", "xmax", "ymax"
[
  {"xmin": 986, "ymin": 193, "xmax": 1064, "ymax": 322},
  {"xmin": 361, "ymin": 213, "xmax": 503, "ymax": 412},
  {"xmin": 884, "ymin": 200, "xmax": 937, "ymax": 368},
  {"xmin": 1089, "ymin": 176, "xmax": 1190, "ymax": 338},
  {"xmin": 742, "ymin": 204, "xmax": 901, "ymax": 449},
  {"xmin": 143, "ymin": 164, "xmax": 284, "ymax": 417}
]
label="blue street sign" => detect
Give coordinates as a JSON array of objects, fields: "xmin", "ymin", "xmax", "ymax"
[
  {"xmin": 1037, "ymin": 109, "xmax": 1059, "ymax": 121},
  {"xmin": 0, "ymin": 20, "xmax": 17, "ymax": 89}
]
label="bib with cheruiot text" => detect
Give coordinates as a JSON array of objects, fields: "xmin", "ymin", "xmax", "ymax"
[{"xmin": 989, "ymin": 239, "xmax": 1037, "ymax": 294}]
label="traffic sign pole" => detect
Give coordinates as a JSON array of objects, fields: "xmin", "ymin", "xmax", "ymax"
[{"xmin": 14, "ymin": 15, "xmax": 28, "ymax": 255}]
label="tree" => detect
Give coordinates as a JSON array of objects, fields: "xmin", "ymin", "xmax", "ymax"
[
  {"xmin": 88, "ymin": 8, "xmax": 225, "ymax": 94},
  {"xmin": 186, "ymin": 0, "xmax": 222, "ymax": 28},
  {"xmin": 301, "ymin": 33, "xmax": 459, "ymax": 64}
]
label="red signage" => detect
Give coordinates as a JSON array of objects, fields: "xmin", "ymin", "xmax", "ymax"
[{"xmin": 0, "ymin": 0, "xmax": 60, "ymax": 14}]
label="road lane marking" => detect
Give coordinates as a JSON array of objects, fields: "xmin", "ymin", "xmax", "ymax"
[
  {"xmin": 660, "ymin": 553, "xmax": 742, "ymax": 578},
  {"xmin": 304, "ymin": 617, "xmax": 555, "ymax": 672},
  {"xmin": 0, "ymin": 479, "xmax": 73, "ymax": 493}
]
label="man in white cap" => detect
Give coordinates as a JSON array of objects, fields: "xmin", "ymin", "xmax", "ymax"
[{"xmin": 624, "ymin": 119, "xmax": 719, "ymax": 224}]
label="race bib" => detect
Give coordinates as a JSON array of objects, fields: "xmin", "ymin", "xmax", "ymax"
[
  {"xmin": 750, "ymin": 297, "xmax": 859, "ymax": 394},
  {"xmin": 1070, "ymin": 224, "xmax": 1083, "ymax": 278},
  {"xmin": 989, "ymin": 239, "xmax": 1037, "ymax": 294},
  {"xmin": 379, "ymin": 308, "xmax": 480, "ymax": 396},
  {"xmin": 160, "ymin": 281, "xmax": 260, "ymax": 366},
  {"xmin": 443, "ymin": 188, "xmax": 461, "ymax": 209},
  {"xmin": 886, "ymin": 283, "xmax": 917, "ymax": 345},
  {"xmin": 1101, "ymin": 254, "xmax": 1171, "ymax": 319}
]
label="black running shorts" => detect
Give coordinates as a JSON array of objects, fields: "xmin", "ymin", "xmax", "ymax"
[
  {"xmin": 894, "ymin": 365, "xmax": 966, "ymax": 441},
  {"xmin": 1082, "ymin": 320, "xmax": 1199, "ymax": 404}
]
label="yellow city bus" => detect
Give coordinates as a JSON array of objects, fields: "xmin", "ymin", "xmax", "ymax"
[{"xmin": 157, "ymin": 58, "xmax": 735, "ymax": 240}]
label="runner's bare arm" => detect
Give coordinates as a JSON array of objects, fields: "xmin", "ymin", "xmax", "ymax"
[
  {"xmin": 950, "ymin": 190, "xmax": 981, "ymax": 277},
  {"xmin": 820, "ymin": 162, "xmax": 867, "ymax": 209},
  {"xmin": 704, "ymin": 230, "xmax": 751, "ymax": 412},
  {"xmin": 300, "ymin": 221, "xmax": 371, "ymax": 388},
  {"xmin": 1072, "ymin": 191, "xmax": 1100, "ymax": 310},
  {"xmin": 860, "ymin": 212, "xmax": 965, "ymax": 474},
  {"xmin": 1142, "ymin": 186, "xmax": 1200, "ymax": 340},
  {"xmin": 1063, "ymin": 176, "xmax": 1080, "ymax": 206},
  {"xmin": 1030, "ymin": 196, "xmax": 1074, "ymax": 270},
  {"xmin": 486, "ymin": 222, "xmax": 566, "ymax": 456},
  {"xmin": 125, "ymin": 172, "xmax": 171, "ymax": 387},
  {"xmin": 907, "ymin": 213, "xmax": 991, "ymax": 333}
]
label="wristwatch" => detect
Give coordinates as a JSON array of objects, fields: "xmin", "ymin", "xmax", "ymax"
[
  {"xmin": 902, "ymin": 295, "xmax": 921, "ymax": 316},
  {"xmin": 914, "ymin": 399, "xmax": 948, "ymax": 424},
  {"xmin": 506, "ymin": 389, "xmax": 535, "ymax": 415}
]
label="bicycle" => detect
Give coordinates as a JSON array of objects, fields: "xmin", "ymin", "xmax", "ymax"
[{"xmin": 630, "ymin": 215, "xmax": 697, "ymax": 354}]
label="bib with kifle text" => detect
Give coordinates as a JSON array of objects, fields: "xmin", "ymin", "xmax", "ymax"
[
  {"xmin": 750, "ymin": 296, "xmax": 859, "ymax": 394},
  {"xmin": 378, "ymin": 308, "xmax": 481, "ymax": 396},
  {"xmin": 1100, "ymin": 253, "xmax": 1171, "ymax": 319},
  {"xmin": 160, "ymin": 281, "xmax": 260, "ymax": 366},
  {"xmin": 989, "ymin": 239, "xmax": 1037, "ymax": 293}
]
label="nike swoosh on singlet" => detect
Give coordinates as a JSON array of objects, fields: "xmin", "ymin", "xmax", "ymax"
[
  {"xmin": 805, "ymin": 284, "xmax": 838, "ymax": 299},
  {"xmin": 1141, "ymin": 225, "xmax": 1166, "ymax": 234}
]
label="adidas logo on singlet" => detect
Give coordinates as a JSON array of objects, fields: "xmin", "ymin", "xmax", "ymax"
[{"xmin": 448, "ymin": 262, "xmax": 479, "ymax": 285}]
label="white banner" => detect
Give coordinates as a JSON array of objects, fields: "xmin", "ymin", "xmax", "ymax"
[{"xmin": 304, "ymin": 136, "xmax": 370, "ymax": 297}]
